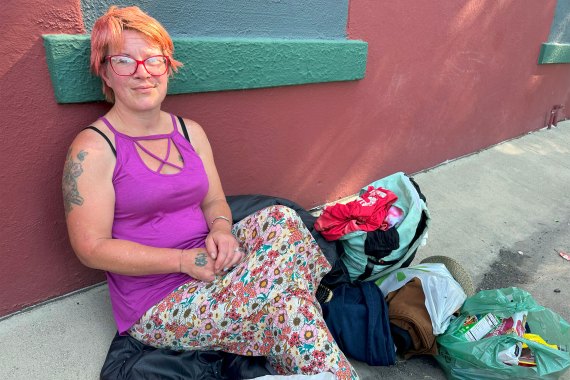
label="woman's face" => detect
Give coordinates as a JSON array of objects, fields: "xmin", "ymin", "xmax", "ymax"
[{"xmin": 101, "ymin": 29, "xmax": 169, "ymax": 112}]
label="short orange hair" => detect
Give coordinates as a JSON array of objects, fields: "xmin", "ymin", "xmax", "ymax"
[{"xmin": 90, "ymin": 6, "xmax": 182, "ymax": 102}]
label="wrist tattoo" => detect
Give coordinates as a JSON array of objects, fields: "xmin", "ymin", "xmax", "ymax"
[{"xmin": 195, "ymin": 252, "xmax": 208, "ymax": 267}]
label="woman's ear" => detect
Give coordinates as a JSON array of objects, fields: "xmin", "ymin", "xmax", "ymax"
[{"xmin": 100, "ymin": 64, "xmax": 112, "ymax": 88}]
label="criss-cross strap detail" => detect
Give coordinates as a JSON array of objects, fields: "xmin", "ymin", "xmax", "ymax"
[
  {"xmin": 99, "ymin": 114, "xmax": 184, "ymax": 174},
  {"xmin": 133, "ymin": 137, "xmax": 183, "ymax": 173}
]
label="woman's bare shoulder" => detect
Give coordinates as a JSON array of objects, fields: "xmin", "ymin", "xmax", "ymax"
[
  {"xmin": 64, "ymin": 121, "xmax": 116, "ymax": 184},
  {"xmin": 178, "ymin": 117, "xmax": 210, "ymax": 151},
  {"xmin": 179, "ymin": 117, "xmax": 206, "ymax": 134},
  {"xmin": 72, "ymin": 119, "xmax": 116, "ymax": 157}
]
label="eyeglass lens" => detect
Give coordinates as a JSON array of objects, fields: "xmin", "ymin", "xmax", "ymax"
[{"xmin": 109, "ymin": 56, "xmax": 168, "ymax": 76}]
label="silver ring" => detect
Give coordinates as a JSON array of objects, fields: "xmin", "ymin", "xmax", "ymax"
[{"xmin": 234, "ymin": 247, "xmax": 241, "ymax": 254}]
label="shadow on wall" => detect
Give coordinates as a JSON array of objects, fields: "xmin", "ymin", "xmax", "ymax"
[{"xmin": 308, "ymin": 0, "xmax": 568, "ymax": 203}]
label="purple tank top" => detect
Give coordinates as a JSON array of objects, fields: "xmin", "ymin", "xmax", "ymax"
[{"xmin": 100, "ymin": 114, "xmax": 209, "ymax": 334}]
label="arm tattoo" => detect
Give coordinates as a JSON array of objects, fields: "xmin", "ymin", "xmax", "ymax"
[
  {"xmin": 62, "ymin": 148, "xmax": 88, "ymax": 216},
  {"xmin": 195, "ymin": 252, "xmax": 208, "ymax": 267}
]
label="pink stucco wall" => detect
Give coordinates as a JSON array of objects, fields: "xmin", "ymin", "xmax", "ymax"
[{"xmin": 1, "ymin": 0, "xmax": 569, "ymax": 317}]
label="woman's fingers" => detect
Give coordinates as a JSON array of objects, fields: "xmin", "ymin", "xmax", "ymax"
[
  {"xmin": 206, "ymin": 230, "xmax": 243, "ymax": 275},
  {"xmin": 217, "ymin": 244, "xmax": 244, "ymax": 274},
  {"xmin": 205, "ymin": 236, "xmax": 218, "ymax": 260},
  {"xmin": 228, "ymin": 247, "xmax": 244, "ymax": 269},
  {"xmin": 214, "ymin": 236, "xmax": 234, "ymax": 273}
]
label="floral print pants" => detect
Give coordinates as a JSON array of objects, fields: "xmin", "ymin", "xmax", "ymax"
[{"xmin": 128, "ymin": 205, "xmax": 358, "ymax": 379}]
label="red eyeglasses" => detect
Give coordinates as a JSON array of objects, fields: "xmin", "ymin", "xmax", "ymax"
[{"xmin": 105, "ymin": 55, "xmax": 170, "ymax": 76}]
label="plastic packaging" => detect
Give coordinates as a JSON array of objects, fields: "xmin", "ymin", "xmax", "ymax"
[
  {"xmin": 484, "ymin": 311, "xmax": 527, "ymax": 339},
  {"xmin": 436, "ymin": 287, "xmax": 570, "ymax": 380},
  {"xmin": 377, "ymin": 263, "xmax": 467, "ymax": 335}
]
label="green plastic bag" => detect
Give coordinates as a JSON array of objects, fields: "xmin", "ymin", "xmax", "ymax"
[{"xmin": 436, "ymin": 287, "xmax": 570, "ymax": 380}]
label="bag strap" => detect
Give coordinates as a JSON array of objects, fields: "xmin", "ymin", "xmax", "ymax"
[
  {"xmin": 84, "ymin": 126, "xmax": 116, "ymax": 157},
  {"xmin": 177, "ymin": 115, "xmax": 190, "ymax": 142},
  {"xmin": 358, "ymin": 262, "xmax": 374, "ymax": 282},
  {"xmin": 408, "ymin": 175, "xmax": 427, "ymax": 203},
  {"xmin": 357, "ymin": 255, "xmax": 401, "ymax": 281}
]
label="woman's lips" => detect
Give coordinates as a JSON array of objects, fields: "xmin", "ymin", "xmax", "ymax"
[{"xmin": 133, "ymin": 85, "xmax": 156, "ymax": 92}]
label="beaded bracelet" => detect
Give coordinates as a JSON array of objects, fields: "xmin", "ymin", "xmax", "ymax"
[{"xmin": 211, "ymin": 215, "xmax": 231, "ymax": 225}]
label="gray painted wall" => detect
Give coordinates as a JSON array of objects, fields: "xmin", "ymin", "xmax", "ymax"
[
  {"xmin": 81, "ymin": 0, "xmax": 348, "ymax": 39},
  {"xmin": 549, "ymin": 0, "xmax": 570, "ymax": 42}
]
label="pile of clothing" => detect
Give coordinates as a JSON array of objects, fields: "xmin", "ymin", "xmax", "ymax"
[
  {"xmin": 315, "ymin": 185, "xmax": 403, "ymax": 281},
  {"xmin": 315, "ymin": 172, "xmax": 430, "ymax": 282},
  {"xmin": 314, "ymin": 173, "xmax": 466, "ymax": 364},
  {"xmin": 320, "ymin": 263, "xmax": 467, "ymax": 365}
]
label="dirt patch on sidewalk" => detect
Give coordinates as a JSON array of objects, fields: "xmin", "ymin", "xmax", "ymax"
[{"xmin": 478, "ymin": 218, "xmax": 570, "ymax": 321}]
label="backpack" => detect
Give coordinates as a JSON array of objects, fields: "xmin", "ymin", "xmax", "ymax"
[{"xmin": 339, "ymin": 172, "xmax": 430, "ymax": 282}]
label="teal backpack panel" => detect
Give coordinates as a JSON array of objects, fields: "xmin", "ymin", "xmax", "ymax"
[{"xmin": 340, "ymin": 172, "xmax": 430, "ymax": 282}]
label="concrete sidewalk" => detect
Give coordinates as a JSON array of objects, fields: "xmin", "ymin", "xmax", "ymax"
[{"xmin": 1, "ymin": 122, "xmax": 569, "ymax": 380}]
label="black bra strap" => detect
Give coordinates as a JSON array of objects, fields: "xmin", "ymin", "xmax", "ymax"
[
  {"xmin": 84, "ymin": 126, "xmax": 116, "ymax": 157},
  {"xmin": 177, "ymin": 115, "xmax": 190, "ymax": 142}
]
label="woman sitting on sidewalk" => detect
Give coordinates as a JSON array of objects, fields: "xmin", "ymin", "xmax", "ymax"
[{"xmin": 62, "ymin": 5, "xmax": 357, "ymax": 379}]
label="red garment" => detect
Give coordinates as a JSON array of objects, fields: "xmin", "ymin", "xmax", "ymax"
[{"xmin": 315, "ymin": 186, "xmax": 398, "ymax": 241}]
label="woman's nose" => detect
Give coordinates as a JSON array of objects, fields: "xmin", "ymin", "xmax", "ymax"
[{"xmin": 133, "ymin": 61, "xmax": 151, "ymax": 78}]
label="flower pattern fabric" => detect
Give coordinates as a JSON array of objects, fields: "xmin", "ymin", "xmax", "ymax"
[{"xmin": 128, "ymin": 205, "xmax": 359, "ymax": 379}]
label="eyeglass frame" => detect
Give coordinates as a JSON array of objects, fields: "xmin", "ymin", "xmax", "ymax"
[{"xmin": 104, "ymin": 55, "xmax": 171, "ymax": 77}]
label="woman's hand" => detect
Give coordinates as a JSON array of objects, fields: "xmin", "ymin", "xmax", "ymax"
[
  {"xmin": 205, "ymin": 228, "xmax": 244, "ymax": 275},
  {"xmin": 184, "ymin": 117, "xmax": 244, "ymax": 275},
  {"xmin": 180, "ymin": 248, "xmax": 217, "ymax": 282}
]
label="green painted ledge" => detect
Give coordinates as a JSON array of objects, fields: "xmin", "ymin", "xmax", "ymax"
[
  {"xmin": 538, "ymin": 42, "xmax": 570, "ymax": 64},
  {"xmin": 43, "ymin": 34, "xmax": 368, "ymax": 104}
]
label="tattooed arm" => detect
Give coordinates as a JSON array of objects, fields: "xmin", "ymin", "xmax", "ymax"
[{"xmin": 63, "ymin": 127, "xmax": 216, "ymax": 282}]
